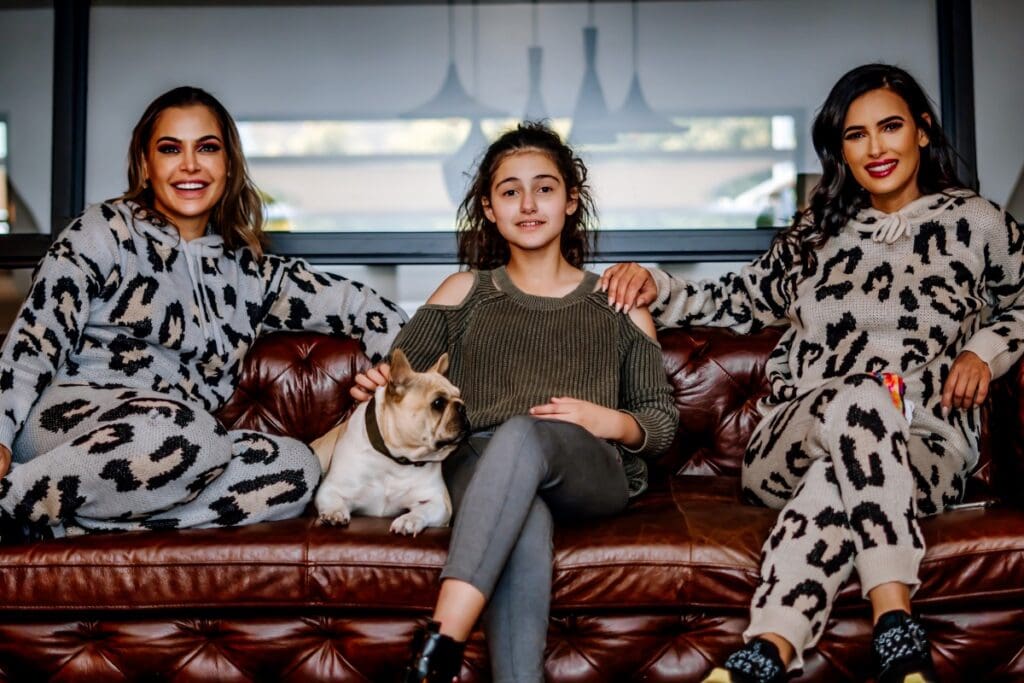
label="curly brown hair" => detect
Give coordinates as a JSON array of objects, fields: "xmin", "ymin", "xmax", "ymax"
[
  {"xmin": 120, "ymin": 86, "xmax": 267, "ymax": 258},
  {"xmin": 457, "ymin": 121, "xmax": 597, "ymax": 270}
]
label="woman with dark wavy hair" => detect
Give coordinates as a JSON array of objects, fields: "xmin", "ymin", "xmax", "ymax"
[
  {"xmin": 602, "ymin": 63, "xmax": 1024, "ymax": 683},
  {"xmin": 0, "ymin": 86, "xmax": 406, "ymax": 541}
]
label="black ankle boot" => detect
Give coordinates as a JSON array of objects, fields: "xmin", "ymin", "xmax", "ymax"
[{"xmin": 401, "ymin": 619, "xmax": 465, "ymax": 683}]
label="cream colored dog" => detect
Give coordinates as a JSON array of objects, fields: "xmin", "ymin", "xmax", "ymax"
[{"xmin": 312, "ymin": 350, "xmax": 468, "ymax": 535}]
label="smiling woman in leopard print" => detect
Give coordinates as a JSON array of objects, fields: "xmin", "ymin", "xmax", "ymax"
[
  {"xmin": 603, "ymin": 64, "xmax": 1024, "ymax": 683},
  {"xmin": 0, "ymin": 87, "xmax": 406, "ymax": 539}
]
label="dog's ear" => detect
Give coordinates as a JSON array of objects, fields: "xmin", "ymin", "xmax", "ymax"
[
  {"xmin": 387, "ymin": 349, "xmax": 412, "ymax": 398},
  {"xmin": 429, "ymin": 353, "xmax": 449, "ymax": 376}
]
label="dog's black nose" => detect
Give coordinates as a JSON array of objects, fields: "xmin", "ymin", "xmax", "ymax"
[{"xmin": 455, "ymin": 402, "xmax": 470, "ymax": 433}]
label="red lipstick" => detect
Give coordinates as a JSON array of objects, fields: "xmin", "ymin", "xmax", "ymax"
[{"xmin": 866, "ymin": 160, "xmax": 897, "ymax": 178}]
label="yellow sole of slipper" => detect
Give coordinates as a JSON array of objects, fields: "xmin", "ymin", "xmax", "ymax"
[
  {"xmin": 702, "ymin": 668, "xmax": 735, "ymax": 683},
  {"xmin": 903, "ymin": 676, "xmax": 928, "ymax": 683}
]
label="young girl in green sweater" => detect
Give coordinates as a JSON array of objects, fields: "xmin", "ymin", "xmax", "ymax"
[{"xmin": 352, "ymin": 122, "xmax": 678, "ymax": 683}]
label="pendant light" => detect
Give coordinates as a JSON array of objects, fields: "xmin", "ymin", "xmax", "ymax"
[
  {"xmin": 611, "ymin": 0, "xmax": 683, "ymax": 134},
  {"xmin": 568, "ymin": 0, "xmax": 617, "ymax": 145},
  {"xmin": 523, "ymin": 0, "xmax": 548, "ymax": 122},
  {"xmin": 442, "ymin": 0, "xmax": 491, "ymax": 203},
  {"xmin": 404, "ymin": 0, "xmax": 504, "ymax": 119}
]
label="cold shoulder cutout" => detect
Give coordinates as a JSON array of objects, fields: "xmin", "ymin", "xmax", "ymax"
[
  {"xmin": 627, "ymin": 305, "xmax": 657, "ymax": 340},
  {"xmin": 426, "ymin": 271, "xmax": 477, "ymax": 306}
]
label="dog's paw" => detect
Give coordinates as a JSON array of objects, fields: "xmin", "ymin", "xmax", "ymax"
[
  {"xmin": 318, "ymin": 509, "xmax": 351, "ymax": 527},
  {"xmin": 390, "ymin": 512, "xmax": 427, "ymax": 536}
]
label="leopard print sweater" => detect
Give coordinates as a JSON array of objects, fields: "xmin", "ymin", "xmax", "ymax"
[
  {"xmin": 0, "ymin": 200, "xmax": 407, "ymax": 449},
  {"xmin": 649, "ymin": 190, "xmax": 1024, "ymax": 470}
]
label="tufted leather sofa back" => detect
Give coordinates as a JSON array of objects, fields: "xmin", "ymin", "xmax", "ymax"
[
  {"xmin": 216, "ymin": 327, "xmax": 1005, "ymax": 493},
  {"xmin": 656, "ymin": 326, "xmax": 779, "ymax": 478},
  {"xmin": 217, "ymin": 332, "xmax": 372, "ymax": 442}
]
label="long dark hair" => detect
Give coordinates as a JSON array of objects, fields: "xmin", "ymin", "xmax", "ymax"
[
  {"xmin": 779, "ymin": 63, "xmax": 968, "ymax": 274},
  {"xmin": 120, "ymin": 86, "xmax": 267, "ymax": 258},
  {"xmin": 457, "ymin": 121, "xmax": 597, "ymax": 270}
]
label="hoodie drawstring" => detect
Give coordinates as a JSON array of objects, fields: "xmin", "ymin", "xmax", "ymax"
[
  {"xmin": 124, "ymin": 203, "xmax": 228, "ymax": 357},
  {"xmin": 180, "ymin": 238, "xmax": 227, "ymax": 356},
  {"xmin": 870, "ymin": 212, "xmax": 913, "ymax": 244}
]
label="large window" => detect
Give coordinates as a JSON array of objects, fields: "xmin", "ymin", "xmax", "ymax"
[
  {"xmin": 2, "ymin": 0, "xmax": 1007, "ymax": 308},
  {"xmin": 84, "ymin": 0, "xmax": 941, "ymax": 244}
]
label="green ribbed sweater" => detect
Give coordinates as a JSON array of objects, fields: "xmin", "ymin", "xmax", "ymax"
[{"xmin": 392, "ymin": 267, "xmax": 678, "ymax": 461}]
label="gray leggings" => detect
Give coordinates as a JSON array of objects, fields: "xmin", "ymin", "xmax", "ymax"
[{"xmin": 441, "ymin": 416, "xmax": 630, "ymax": 683}]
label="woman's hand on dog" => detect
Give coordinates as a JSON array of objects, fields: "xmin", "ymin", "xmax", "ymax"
[
  {"xmin": 530, "ymin": 397, "xmax": 643, "ymax": 449},
  {"xmin": 351, "ymin": 363, "xmax": 391, "ymax": 402},
  {"xmin": 0, "ymin": 444, "xmax": 10, "ymax": 478}
]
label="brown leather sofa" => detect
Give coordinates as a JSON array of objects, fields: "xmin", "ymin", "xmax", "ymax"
[{"xmin": 0, "ymin": 327, "xmax": 1022, "ymax": 682}]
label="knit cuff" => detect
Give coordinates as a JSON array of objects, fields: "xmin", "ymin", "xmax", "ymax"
[
  {"xmin": 619, "ymin": 409, "xmax": 676, "ymax": 457},
  {"xmin": 649, "ymin": 268, "xmax": 676, "ymax": 327},
  {"xmin": 744, "ymin": 605, "xmax": 813, "ymax": 672},
  {"xmin": 618, "ymin": 409, "xmax": 649, "ymax": 454},
  {"xmin": 854, "ymin": 545, "xmax": 925, "ymax": 599},
  {"xmin": 962, "ymin": 327, "xmax": 1013, "ymax": 379}
]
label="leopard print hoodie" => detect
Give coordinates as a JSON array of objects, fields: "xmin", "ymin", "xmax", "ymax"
[
  {"xmin": 649, "ymin": 190, "xmax": 1024, "ymax": 470},
  {"xmin": 0, "ymin": 200, "xmax": 407, "ymax": 449}
]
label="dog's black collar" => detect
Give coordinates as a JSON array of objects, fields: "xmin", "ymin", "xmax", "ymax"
[{"xmin": 365, "ymin": 396, "xmax": 427, "ymax": 468}]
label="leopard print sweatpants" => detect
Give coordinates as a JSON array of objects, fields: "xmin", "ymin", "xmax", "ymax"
[
  {"xmin": 1, "ymin": 384, "xmax": 320, "ymax": 534},
  {"xmin": 740, "ymin": 373, "xmax": 968, "ymax": 670}
]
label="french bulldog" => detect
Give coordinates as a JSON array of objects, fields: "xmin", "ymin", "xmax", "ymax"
[{"xmin": 312, "ymin": 349, "xmax": 468, "ymax": 535}]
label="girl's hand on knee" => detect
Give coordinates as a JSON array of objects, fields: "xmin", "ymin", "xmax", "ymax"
[
  {"xmin": 600, "ymin": 263, "xmax": 656, "ymax": 313},
  {"xmin": 530, "ymin": 397, "xmax": 611, "ymax": 436},
  {"xmin": 529, "ymin": 397, "xmax": 642, "ymax": 447},
  {"xmin": 0, "ymin": 444, "xmax": 10, "ymax": 478},
  {"xmin": 350, "ymin": 363, "xmax": 391, "ymax": 402},
  {"xmin": 941, "ymin": 351, "xmax": 991, "ymax": 416}
]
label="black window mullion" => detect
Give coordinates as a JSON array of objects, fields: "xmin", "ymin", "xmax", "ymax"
[
  {"xmin": 937, "ymin": 0, "xmax": 978, "ymax": 190},
  {"xmin": 50, "ymin": 0, "xmax": 90, "ymax": 237}
]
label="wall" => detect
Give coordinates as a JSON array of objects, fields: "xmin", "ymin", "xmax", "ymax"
[{"xmin": 973, "ymin": 0, "xmax": 1024, "ymax": 206}]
